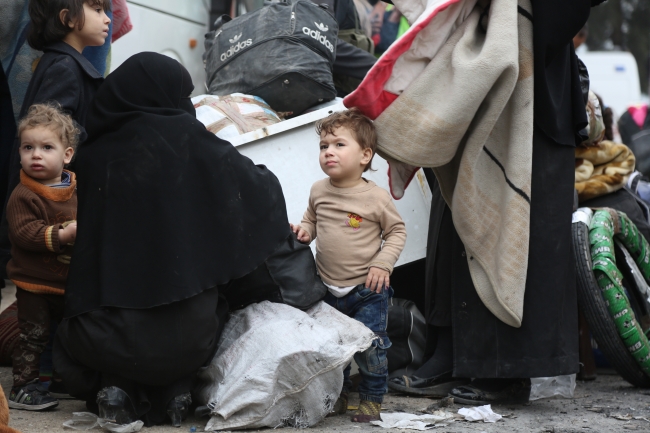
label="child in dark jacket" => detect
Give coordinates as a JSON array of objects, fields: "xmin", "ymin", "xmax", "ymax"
[{"xmin": 7, "ymin": 0, "xmax": 111, "ymax": 193}]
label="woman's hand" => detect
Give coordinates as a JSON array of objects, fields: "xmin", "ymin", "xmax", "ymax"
[
  {"xmin": 366, "ymin": 267, "xmax": 390, "ymax": 293},
  {"xmin": 290, "ymin": 223, "xmax": 311, "ymax": 244}
]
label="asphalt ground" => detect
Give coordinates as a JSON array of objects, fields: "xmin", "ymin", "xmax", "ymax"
[
  {"xmin": 3, "ymin": 371, "xmax": 650, "ymax": 433},
  {"xmin": 2, "ymin": 283, "xmax": 650, "ymax": 432}
]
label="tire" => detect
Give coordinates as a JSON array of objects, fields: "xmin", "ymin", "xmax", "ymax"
[{"xmin": 573, "ymin": 220, "xmax": 650, "ymax": 387}]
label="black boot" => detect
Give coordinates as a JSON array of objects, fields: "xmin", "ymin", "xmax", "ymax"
[
  {"xmin": 167, "ymin": 393, "xmax": 192, "ymax": 427},
  {"xmin": 96, "ymin": 386, "xmax": 138, "ymax": 425}
]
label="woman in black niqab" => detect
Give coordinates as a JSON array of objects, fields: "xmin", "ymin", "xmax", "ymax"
[
  {"xmin": 391, "ymin": 0, "xmax": 607, "ymax": 404},
  {"xmin": 54, "ymin": 52, "xmax": 290, "ymax": 426}
]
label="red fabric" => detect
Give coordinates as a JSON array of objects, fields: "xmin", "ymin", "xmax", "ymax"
[
  {"xmin": 343, "ymin": 0, "xmax": 461, "ymax": 119},
  {"xmin": 344, "ymin": 0, "xmax": 461, "ymax": 199},
  {"xmin": 628, "ymin": 104, "xmax": 648, "ymax": 129},
  {"xmin": 111, "ymin": 0, "xmax": 133, "ymax": 43},
  {"xmin": 386, "ymin": 163, "xmax": 418, "ymax": 200}
]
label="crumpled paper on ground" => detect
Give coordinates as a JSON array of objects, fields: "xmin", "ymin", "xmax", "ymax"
[
  {"xmin": 370, "ymin": 411, "xmax": 457, "ymax": 430},
  {"xmin": 458, "ymin": 405, "xmax": 502, "ymax": 423},
  {"xmin": 63, "ymin": 412, "xmax": 144, "ymax": 432}
]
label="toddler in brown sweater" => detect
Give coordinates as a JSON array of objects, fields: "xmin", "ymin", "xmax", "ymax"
[
  {"xmin": 6, "ymin": 104, "xmax": 78, "ymax": 411},
  {"xmin": 291, "ymin": 109, "xmax": 406, "ymax": 422}
]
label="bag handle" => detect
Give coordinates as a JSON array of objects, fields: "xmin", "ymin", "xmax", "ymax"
[
  {"xmin": 212, "ymin": 15, "xmax": 232, "ymax": 32},
  {"xmin": 350, "ymin": 0, "xmax": 361, "ymax": 33}
]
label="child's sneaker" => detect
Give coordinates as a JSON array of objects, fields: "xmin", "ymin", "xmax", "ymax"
[
  {"xmin": 327, "ymin": 392, "xmax": 348, "ymax": 417},
  {"xmin": 9, "ymin": 380, "xmax": 59, "ymax": 411},
  {"xmin": 351, "ymin": 399, "xmax": 381, "ymax": 422}
]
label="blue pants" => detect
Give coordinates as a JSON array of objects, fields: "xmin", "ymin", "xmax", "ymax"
[{"xmin": 324, "ymin": 284, "xmax": 393, "ymax": 403}]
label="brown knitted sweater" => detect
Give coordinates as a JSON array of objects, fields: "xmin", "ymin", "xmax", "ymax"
[{"xmin": 6, "ymin": 170, "xmax": 77, "ymax": 295}]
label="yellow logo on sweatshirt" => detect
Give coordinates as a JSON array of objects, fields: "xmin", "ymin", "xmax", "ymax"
[{"xmin": 346, "ymin": 213, "xmax": 363, "ymax": 231}]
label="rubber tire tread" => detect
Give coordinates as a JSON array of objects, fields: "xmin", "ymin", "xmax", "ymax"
[{"xmin": 573, "ymin": 221, "xmax": 650, "ymax": 388}]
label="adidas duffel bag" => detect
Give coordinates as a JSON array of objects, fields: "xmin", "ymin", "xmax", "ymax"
[{"xmin": 204, "ymin": 0, "xmax": 338, "ymax": 116}]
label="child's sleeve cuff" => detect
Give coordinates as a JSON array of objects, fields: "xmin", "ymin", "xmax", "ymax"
[
  {"xmin": 44, "ymin": 225, "xmax": 63, "ymax": 253},
  {"xmin": 369, "ymin": 262, "xmax": 394, "ymax": 274}
]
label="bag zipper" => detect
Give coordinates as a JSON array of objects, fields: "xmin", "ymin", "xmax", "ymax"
[{"xmin": 290, "ymin": 0, "xmax": 299, "ymax": 33}]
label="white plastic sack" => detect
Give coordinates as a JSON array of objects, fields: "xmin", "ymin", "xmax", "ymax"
[
  {"xmin": 529, "ymin": 374, "xmax": 576, "ymax": 400},
  {"xmin": 192, "ymin": 93, "xmax": 281, "ymax": 141},
  {"xmin": 195, "ymin": 301, "xmax": 375, "ymax": 431}
]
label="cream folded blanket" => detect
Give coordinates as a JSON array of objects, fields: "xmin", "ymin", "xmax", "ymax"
[{"xmin": 575, "ymin": 141, "xmax": 636, "ymax": 202}]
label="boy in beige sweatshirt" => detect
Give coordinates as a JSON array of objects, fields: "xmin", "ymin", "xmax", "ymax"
[{"xmin": 291, "ymin": 108, "xmax": 406, "ymax": 423}]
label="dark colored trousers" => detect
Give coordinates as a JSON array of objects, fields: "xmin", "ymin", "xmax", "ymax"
[{"xmin": 12, "ymin": 288, "xmax": 64, "ymax": 388}]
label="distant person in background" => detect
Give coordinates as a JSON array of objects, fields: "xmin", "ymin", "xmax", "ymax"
[
  {"xmin": 367, "ymin": 0, "xmax": 386, "ymax": 48},
  {"xmin": 619, "ymin": 104, "xmax": 650, "ymax": 147},
  {"xmin": 619, "ymin": 103, "xmax": 650, "ymax": 176},
  {"xmin": 332, "ymin": 0, "xmax": 377, "ymax": 96},
  {"xmin": 573, "ymin": 24, "xmax": 588, "ymax": 49},
  {"xmin": 375, "ymin": 5, "xmax": 408, "ymax": 54}
]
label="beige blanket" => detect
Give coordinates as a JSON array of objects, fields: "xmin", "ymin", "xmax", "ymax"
[
  {"xmin": 575, "ymin": 141, "xmax": 636, "ymax": 202},
  {"xmin": 373, "ymin": 0, "xmax": 534, "ymax": 327}
]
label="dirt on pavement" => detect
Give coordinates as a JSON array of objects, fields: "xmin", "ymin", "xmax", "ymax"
[{"xmin": 3, "ymin": 369, "xmax": 650, "ymax": 433}]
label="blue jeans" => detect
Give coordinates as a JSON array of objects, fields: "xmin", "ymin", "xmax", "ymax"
[{"xmin": 324, "ymin": 284, "xmax": 393, "ymax": 403}]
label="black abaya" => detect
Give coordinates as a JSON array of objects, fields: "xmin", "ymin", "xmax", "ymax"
[
  {"xmin": 421, "ymin": 0, "xmax": 607, "ymax": 379},
  {"xmin": 428, "ymin": 130, "xmax": 578, "ymax": 378},
  {"xmin": 55, "ymin": 53, "xmax": 291, "ymax": 424},
  {"xmin": 55, "ymin": 288, "xmax": 228, "ymax": 424},
  {"xmin": 64, "ymin": 53, "xmax": 290, "ymax": 317}
]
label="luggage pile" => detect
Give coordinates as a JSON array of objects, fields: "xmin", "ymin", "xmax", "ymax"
[{"xmin": 204, "ymin": 0, "xmax": 339, "ymax": 118}]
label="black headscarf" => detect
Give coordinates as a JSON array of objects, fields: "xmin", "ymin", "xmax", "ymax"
[
  {"xmin": 531, "ymin": 0, "xmax": 604, "ymax": 146},
  {"xmin": 65, "ymin": 52, "xmax": 290, "ymax": 317}
]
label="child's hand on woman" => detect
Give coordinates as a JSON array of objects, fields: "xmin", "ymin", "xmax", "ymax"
[
  {"xmin": 59, "ymin": 222, "xmax": 77, "ymax": 245},
  {"xmin": 366, "ymin": 267, "xmax": 389, "ymax": 293},
  {"xmin": 290, "ymin": 223, "xmax": 311, "ymax": 244}
]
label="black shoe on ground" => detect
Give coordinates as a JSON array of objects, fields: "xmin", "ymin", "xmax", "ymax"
[
  {"xmin": 449, "ymin": 378, "xmax": 531, "ymax": 406},
  {"xmin": 388, "ymin": 370, "xmax": 469, "ymax": 397},
  {"xmin": 97, "ymin": 386, "xmax": 138, "ymax": 425},
  {"xmin": 8, "ymin": 380, "xmax": 59, "ymax": 411},
  {"xmin": 167, "ymin": 393, "xmax": 192, "ymax": 428},
  {"xmin": 194, "ymin": 405, "xmax": 211, "ymax": 419},
  {"xmin": 48, "ymin": 380, "xmax": 74, "ymax": 399}
]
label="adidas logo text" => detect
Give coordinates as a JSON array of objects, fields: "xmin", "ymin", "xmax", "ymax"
[
  {"xmin": 220, "ymin": 38, "xmax": 253, "ymax": 61},
  {"xmin": 302, "ymin": 27, "xmax": 334, "ymax": 53}
]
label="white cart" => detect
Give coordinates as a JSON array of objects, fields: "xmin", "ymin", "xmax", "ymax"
[{"xmin": 227, "ymin": 99, "xmax": 432, "ymax": 267}]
